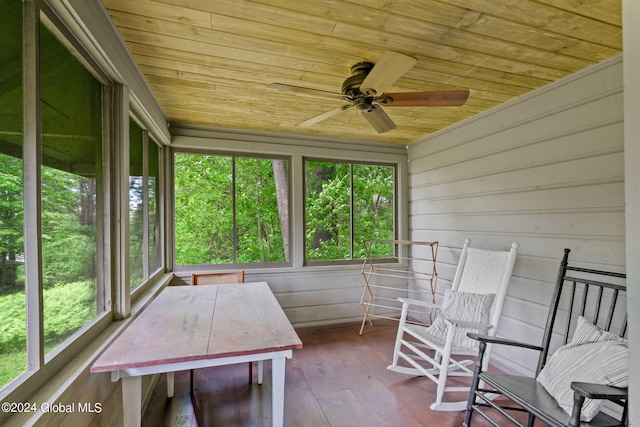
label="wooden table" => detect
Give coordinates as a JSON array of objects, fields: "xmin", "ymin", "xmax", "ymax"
[{"xmin": 91, "ymin": 282, "xmax": 303, "ymax": 427}]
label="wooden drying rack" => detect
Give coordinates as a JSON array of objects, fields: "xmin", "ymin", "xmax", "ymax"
[{"xmin": 359, "ymin": 239, "xmax": 438, "ymax": 334}]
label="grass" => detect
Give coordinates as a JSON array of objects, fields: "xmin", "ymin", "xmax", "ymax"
[
  {"xmin": 0, "ymin": 280, "xmax": 95, "ymax": 389},
  {"xmin": 0, "ymin": 351, "xmax": 26, "ymax": 388}
]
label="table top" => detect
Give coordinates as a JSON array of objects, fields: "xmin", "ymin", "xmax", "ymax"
[{"xmin": 91, "ymin": 282, "xmax": 302, "ymax": 373}]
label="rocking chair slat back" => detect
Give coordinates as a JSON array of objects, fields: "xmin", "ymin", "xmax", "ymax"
[
  {"xmin": 538, "ymin": 250, "xmax": 626, "ymax": 374},
  {"xmin": 464, "ymin": 248, "xmax": 627, "ymax": 427}
]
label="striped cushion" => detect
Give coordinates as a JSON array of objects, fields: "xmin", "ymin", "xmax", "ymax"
[
  {"xmin": 427, "ymin": 290, "xmax": 495, "ymax": 351},
  {"xmin": 537, "ymin": 324, "xmax": 628, "ymax": 421},
  {"xmin": 571, "ymin": 315, "xmax": 625, "ymax": 345}
]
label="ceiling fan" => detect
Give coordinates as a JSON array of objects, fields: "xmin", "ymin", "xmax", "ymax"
[{"xmin": 268, "ymin": 51, "xmax": 470, "ymax": 133}]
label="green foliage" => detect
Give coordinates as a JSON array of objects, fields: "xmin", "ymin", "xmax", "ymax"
[
  {"xmin": 40, "ymin": 167, "xmax": 96, "ymax": 287},
  {"xmin": 42, "ymin": 221, "xmax": 95, "ymax": 287},
  {"xmin": 353, "ymin": 164, "xmax": 395, "ymax": 258},
  {"xmin": 0, "ymin": 280, "xmax": 95, "ymax": 388},
  {"xmin": 236, "ymin": 157, "xmax": 286, "ymax": 263},
  {"xmin": 1, "ymin": 155, "xmax": 98, "ymax": 387},
  {"xmin": 305, "ymin": 162, "xmax": 350, "ymax": 260},
  {"xmin": 305, "ymin": 161, "xmax": 395, "ymax": 261},
  {"xmin": 0, "ymin": 291, "xmax": 26, "ymax": 353},
  {"xmin": 0, "ymin": 349, "xmax": 25, "ymax": 389},
  {"xmin": 129, "ymin": 175, "xmax": 145, "ymax": 287},
  {"xmin": 0, "ymin": 6, "xmax": 103, "ymax": 390},
  {"xmin": 174, "ymin": 154, "xmax": 232, "ymax": 264},
  {"xmin": 175, "ymin": 155, "xmax": 394, "ymax": 265},
  {"xmin": 0, "ymin": 280, "xmax": 95, "ymax": 354},
  {"xmin": 42, "ymin": 280, "xmax": 96, "ymax": 345},
  {"xmin": 0, "ymin": 153, "xmax": 24, "ymax": 289},
  {"xmin": 129, "ymin": 118, "xmax": 145, "ymax": 287},
  {"xmin": 174, "ymin": 154, "xmax": 287, "ymax": 265}
]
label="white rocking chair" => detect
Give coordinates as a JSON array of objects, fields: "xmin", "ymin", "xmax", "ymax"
[{"xmin": 387, "ymin": 239, "xmax": 519, "ymax": 411}]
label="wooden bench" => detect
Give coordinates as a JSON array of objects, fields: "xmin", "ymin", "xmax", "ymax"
[{"xmin": 463, "ymin": 249, "xmax": 628, "ymax": 427}]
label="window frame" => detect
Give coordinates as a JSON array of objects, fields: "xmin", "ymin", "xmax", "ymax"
[
  {"xmin": 0, "ymin": 0, "xmax": 167, "ymax": 400},
  {"xmin": 303, "ymin": 157, "xmax": 398, "ymax": 266},
  {"xmin": 171, "ymin": 149, "xmax": 293, "ymax": 272},
  {"xmin": 0, "ymin": 0, "xmax": 114, "ymax": 397},
  {"xmin": 128, "ymin": 114, "xmax": 165, "ymax": 294}
]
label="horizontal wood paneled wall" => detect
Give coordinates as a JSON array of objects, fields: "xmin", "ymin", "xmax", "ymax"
[{"xmin": 407, "ymin": 55, "xmax": 625, "ymax": 375}]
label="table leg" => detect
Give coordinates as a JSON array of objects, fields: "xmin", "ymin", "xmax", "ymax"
[
  {"xmin": 121, "ymin": 376, "xmax": 142, "ymax": 427},
  {"xmin": 271, "ymin": 357, "xmax": 286, "ymax": 427},
  {"xmin": 167, "ymin": 372, "xmax": 174, "ymax": 397}
]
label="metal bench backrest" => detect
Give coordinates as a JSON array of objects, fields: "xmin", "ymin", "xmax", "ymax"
[{"xmin": 537, "ymin": 248, "xmax": 627, "ymax": 374}]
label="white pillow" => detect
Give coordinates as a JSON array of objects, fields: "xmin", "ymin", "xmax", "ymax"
[
  {"xmin": 571, "ymin": 315, "xmax": 625, "ymax": 345},
  {"xmin": 537, "ymin": 318, "xmax": 628, "ymax": 422},
  {"xmin": 426, "ymin": 290, "xmax": 495, "ymax": 351}
]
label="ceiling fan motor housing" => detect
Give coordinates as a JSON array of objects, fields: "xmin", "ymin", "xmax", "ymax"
[{"xmin": 341, "ymin": 62, "xmax": 374, "ymax": 96}]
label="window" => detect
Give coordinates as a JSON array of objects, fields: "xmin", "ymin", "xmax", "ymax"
[
  {"xmin": 305, "ymin": 160, "xmax": 395, "ymax": 263},
  {"xmin": 129, "ymin": 118, "xmax": 163, "ymax": 290},
  {"xmin": 129, "ymin": 118, "xmax": 144, "ymax": 288},
  {"xmin": 40, "ymin": 14, "xmax": 105, "ymax": 357},
  {"xmin": 174, "ymin": 153, "xmax": 290, "ymax": 266},
  {"xmin": 147, "ymin": 137, "xmax": 162, "ymax": 276},
  {"xmin": 0, "ymin": 2, "xmax": 110, "ymax": 391},
  {"xmin": 0, "ymin": 0, "xmax": 24, "ymax": 387}
]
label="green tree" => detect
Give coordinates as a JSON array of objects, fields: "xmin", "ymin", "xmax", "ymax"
[
  {"xmin": 236, "ymin": 157, "xmax": 287, "ymax": 263},
  {"xmin": 305, "ymin": 161, "xmax": 395, "ymax": 261},
  {"xmin": 41, "ymin": 167, "xmax": 96, "ymax": 287},
  {"xmin": 353, "ymin": 164, "xmax": 394, "ymax": 258},
  {"xmin": 305, "ymin": 162, "xmax": 351, "ymax": 260},
  {"xmin": 174, "ymin": 154, "xmax": 289, "ymax": 265},
  {"xmin": 0, "ymin": 153, "xmax": 24, "ymax": 291},
  {"xmin": 175, "ymin": 154, "xmax": 234, "ymax": 264}
]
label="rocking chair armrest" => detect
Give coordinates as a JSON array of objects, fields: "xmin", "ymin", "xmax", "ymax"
[
  {"xmin": 444, "ymin": 318, "xmax": 493, "ymax": 331},
  {"xmin": 570, "ymin": 382, "xmax": 628, "ymax": 401},
  {"xmin": 568, "ymin": 383, "xmax": 628, "ymax": 427},
  {"xmin": 466, "ymin": 333, "xmax": 544, "ymax": 352},
  {"xmin": 397, "ymin": 297, "xmax": 440, "ymax": 310}
]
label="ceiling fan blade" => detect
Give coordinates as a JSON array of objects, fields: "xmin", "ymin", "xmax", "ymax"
[
  {"xmin": 361, "ymin": 105, "xmax": 396, "ymax": 133},
  {"xmin": 379, "ymin": 90, "xmax": 470, "ymax": 107},
  {"xmin": 297, "ymin": 105, "xmax": 353, "ymax": 127},
  {"xmin": 360, "ymin": 51, "xmax": 418, "ymax": 96},
  {"xmin": 268, "ymin": 83, "xmax": 344, "ymax": 100}
]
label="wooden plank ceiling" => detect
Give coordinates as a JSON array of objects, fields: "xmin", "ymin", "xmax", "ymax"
[{"xmin": 101, "ymin": 0, "xmax": 621, "ymax": 145}]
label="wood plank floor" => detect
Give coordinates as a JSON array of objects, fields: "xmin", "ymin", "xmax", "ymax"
[{"xmin": 142, "ymin": 322, "xmax": 538, "ymax": 426}]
